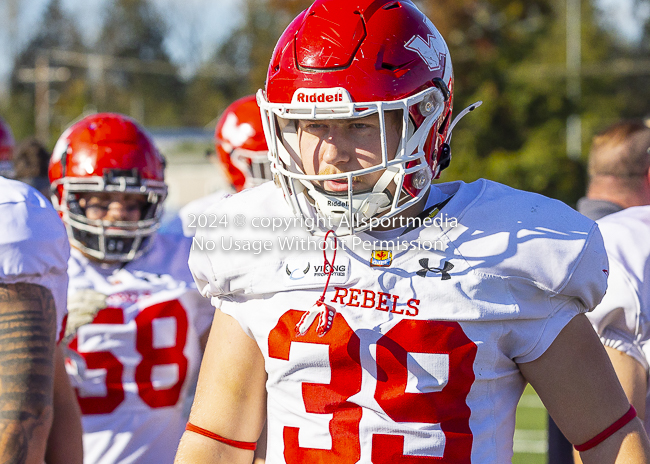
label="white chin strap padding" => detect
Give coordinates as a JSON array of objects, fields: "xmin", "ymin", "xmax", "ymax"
[
  {"xmin": 358, "ymin": 166, "xmax": 398, "ymax": 218},
  {"xmin": 357, "ymin": 192, "xmax": 391, "ymax": 218},
  {"xmin": 309, "ymin": 165, "xmax": 398, "ymax": 227}
]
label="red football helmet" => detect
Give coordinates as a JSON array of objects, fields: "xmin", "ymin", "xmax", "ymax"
[
  {"xmin": 258, "ymin": 0, "xmax": 456, "ymax": 235},
  {"xmin": 0, "ymin": 117, "xmax": 15, "ymax": 178},
  {"xmin": 49, "ymin": 113, "xmax": 167, "ymax": 262},
  {"xmin": 215, "ymin": 95, "xmax": 270, "ymax": 192}
]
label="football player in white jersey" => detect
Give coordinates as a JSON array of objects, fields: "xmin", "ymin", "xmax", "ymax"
[
  {"xmin": 0, "ymin": 175, "xmax": 78, "ymax": 463},
  {"xmin": 175, "ymin": 1, "xmax": 650, "ymax": 463},
  {"xmin": 584, "ymin": 206, "xmax": 650, "ymax": 448},
  {"xmin": 49, "ymin": 113, "xmax": 215, "ymax": 464},
  {"xmin": 177, "ymin": 95, "xmax": 271, "ymax": 237}
]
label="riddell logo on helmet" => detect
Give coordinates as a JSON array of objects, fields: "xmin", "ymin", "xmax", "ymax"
[
  {"xmin": 328, "ymin": 199, "xmax": 349, "ymax": 208},
  {"xmin": 297, "ymin": 93, "xmax": 342, "ymax": 103},
  {"xmin": 291, "ymin": 88, "xmax": 352, "ymax": 105}
]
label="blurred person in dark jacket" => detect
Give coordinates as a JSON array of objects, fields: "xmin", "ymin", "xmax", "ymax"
[{"xmin": 13, "ymin": 137, "xmax": 51, "ymax": 198}]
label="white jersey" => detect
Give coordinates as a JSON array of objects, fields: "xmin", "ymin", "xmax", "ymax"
[
  {"xmin": 586, "ymin": 205, "xmax": 650, "ymax": 432},
  {"xmin": 0, "ymin": 177, "xmax": 69, "ymax": 340},
  {"xmin": 178, "ymin": 190, "xmax": 230, "ymax": 237},
  {"xmin": 65, "ymin": 233, "xmax": 215, "ymax": 464},
  {"xmin": 190, "ymin": 180, "xmax": 608, "ymax": 464}
]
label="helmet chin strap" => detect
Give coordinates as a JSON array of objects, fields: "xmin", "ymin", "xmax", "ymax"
[{"xmin": 303, "ymin": 166, "xmax": 398, "ymax": 230}]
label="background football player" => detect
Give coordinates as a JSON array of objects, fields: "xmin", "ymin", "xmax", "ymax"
[
  {"xmin": 176, "ymin": 1, "xmax": 650, "ymax": 463},
  {"xmin": 578, "ymin": 120, "xmax": 650, "ymax": 220},
  {"xmin": 49, "ymin": 113, "xmax": 215, "ymax": 464},
  {"xmin": 549, "ymin": 120, "xmax": 650, "ymax": 464},
  {"xmin": 177, "ymin": 94, "xmax": 271, "ymax": 237},
  {"xmin": 577, "ymin": 152, "xmax": 650, "ymax": 463},
  {"xmin": 0, "ymin": 174, "xmax": 80, "ymax": 464}
]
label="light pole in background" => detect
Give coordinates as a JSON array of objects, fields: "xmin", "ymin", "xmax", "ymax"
[
  {"xmin": 566, "ymin": 0, "xmax": 582, "ymax": 160},
  {"xmin": 17, "ymin": 53, "xmax": 70, "ymax": 144}
]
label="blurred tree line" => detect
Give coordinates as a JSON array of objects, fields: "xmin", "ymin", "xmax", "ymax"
[{"xmin": 2, "ymin": 0, "xmax": 650, "ymax": 206}]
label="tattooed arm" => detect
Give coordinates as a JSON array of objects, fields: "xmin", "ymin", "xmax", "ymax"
[
  {"xmin": 45, "ymin": 345, "xmax": 83, "ymax": 464},
  {"xmin": 0, "ymin": 283, "xmax": 57, "ymax": 464}
]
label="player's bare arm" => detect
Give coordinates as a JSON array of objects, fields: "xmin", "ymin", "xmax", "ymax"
[
  {"xmin": 0, "ymin": 283, "xmax": 56, "ymax": 464},
  {"xmin": 519, "ymin": 313, "xmax": 650, "ymax": 463},
  {"xmin": 174, "ymin": 309, "xmax": 267, "ymax": 464},
  {"xmin": 45, "ymin": 344, "xmax": 83, "ymax": 464},
  {"xmin": 573, "ymin": 347, "xmax": 650, "ymax": 464},
  {"xmin": 603, "ymin": 346, "xmax": 648, "ymax": 421}
]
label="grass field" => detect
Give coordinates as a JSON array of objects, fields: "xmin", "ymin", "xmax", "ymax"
[{"xmin": 513, "ymin": 385, "xmax": 547, "ymax": 464}]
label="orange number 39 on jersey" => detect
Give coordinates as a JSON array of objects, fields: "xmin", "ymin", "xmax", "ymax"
[{"xmin": 269, "ymin": 310, "xmax": 477, "ymax": 464}]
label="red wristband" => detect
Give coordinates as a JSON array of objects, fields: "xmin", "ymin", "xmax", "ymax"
[
  {"xmin": 574, "ymin": 405, "xmax": 637, "ymax": 452},
  {"xmin": 185, "ymin": 422, "xmax": 257, "ymax": 451}
]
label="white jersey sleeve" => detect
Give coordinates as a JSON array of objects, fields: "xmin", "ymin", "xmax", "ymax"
[
  {"xmin": 447, "ymin": 180, "xmax": 608, "ymax": 363},
  {"xmin": 505, "ymin": 220, "xmax": 608, "ymax": 364},
  {"xmin": 0, "ymin": 177, "xmax": 69, "ymax": 341}
]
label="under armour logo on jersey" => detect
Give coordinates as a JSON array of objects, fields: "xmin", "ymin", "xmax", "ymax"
[
  {"xmin": 221, "ymin": 113, "xmax": 255, "ymax": 147},
  {"xmin": 405, "ymin": 34, "xmax": 445, "ymax": 71},
  {"xmin": 417, "ymin": 258, "xmax": 453, "ymax": 280}
]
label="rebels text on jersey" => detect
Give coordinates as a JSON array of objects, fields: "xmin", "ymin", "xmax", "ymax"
[
  {"xmin": 65, "ymin": 233, "xmax": 214, "ymax": 464},
  {"xmin": 190, "ymin": 180, "xmax": 608, "ymax": 464},
  {"xmin": 0, "ymin": 176, "xmax": 69, "ymax": 340}
]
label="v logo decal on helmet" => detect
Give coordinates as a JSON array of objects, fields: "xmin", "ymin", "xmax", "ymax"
[
  {"xmin": 221, "ymin": 113, "xmax": 256, "ymax": 148},
  {"xmin": 405, "ymin": 34, "xmax": 446, "ymax": 72}
]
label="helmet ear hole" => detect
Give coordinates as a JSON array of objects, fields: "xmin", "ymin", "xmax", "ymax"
[{"xmin": 437, "ymin": 143, "xmax": 451, "ymax": 172}]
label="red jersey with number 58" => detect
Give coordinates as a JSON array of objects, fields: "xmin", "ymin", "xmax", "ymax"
[
  {"xmin": 190, "ymin": 180, "xmax": 608, "ymax": 464},
  {"xmin": 65, "ymin": 233, "xmax": 214, "ymax": 464}
]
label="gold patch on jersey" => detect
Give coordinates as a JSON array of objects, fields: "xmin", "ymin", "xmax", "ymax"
[{"xmin": 370, "ymin": 250, "xmax": 393, "ymax": 267}]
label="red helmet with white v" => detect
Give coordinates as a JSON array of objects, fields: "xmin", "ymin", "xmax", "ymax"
[
  {"xmin": 0, "ymin": 117, "xmax": 15, "ymax": 178},
  {"xmin": 49, "ymin": 113, "xmax": 167, "ymax": 262},
  {"xmin": 215, "ymin": 95, "xmax": 270, "ymax": 192},
  {"xmin": 258, "ymin": 0, "xmax": 461, "ymax": 235}
]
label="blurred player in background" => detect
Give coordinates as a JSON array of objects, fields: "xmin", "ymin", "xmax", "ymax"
[
  {"xmin": 178, "ymin": 95, "xmax": 271, "ymax": 237},
  {"xmin": 579, "ymin": 205, "xmax": 650, "ymax": 462},
  {"xmin": 570, "ymin": 126, "xmax": 650, "ymax": 464},
  {"xmin": 0, "ymin": 116, "xmax": 16, "ymax": 178},
  {"xmin": 577, "ymin": 121, "xmax": 650, "ymax": 220},
  {"xmin": 548, "ymin": 120, "xmax": 650, "ymax": 464},
  {"xmin": 176, "ymin": 1, "xmax": 650, "ymax": 463},
  {"xmin": 49, "ymin": 113, "xmax": 214, "ymax": 464},
  {"xmin": 0, "ymin": 175, "xmax": 80, "ymax": 463}
]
